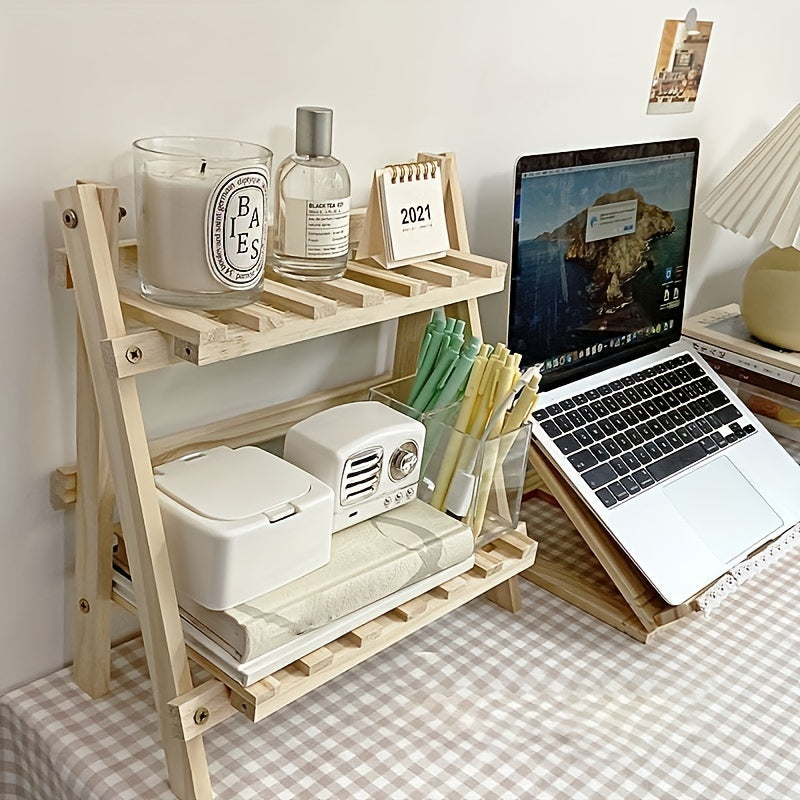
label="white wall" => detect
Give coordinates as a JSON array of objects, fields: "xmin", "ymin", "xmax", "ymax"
[{"xmin": 2, "ymin": 0, "xmax": 797, "ymax": 692}]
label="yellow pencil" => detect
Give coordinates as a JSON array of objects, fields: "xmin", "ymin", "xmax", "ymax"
[
  {"xmin": 429, "ymin": 344, "xmax": 491, "ymax": 509},
  {"xmin": 467, "ymin": 349, "xmax": 505, "ymax": 437},
  {"xmin": 469, "ymin": 354, "xmax": 519, "ymax": 534},
  {"xmin": 500, "ymin": 367, "xmax": 541, "ymax": 435}
]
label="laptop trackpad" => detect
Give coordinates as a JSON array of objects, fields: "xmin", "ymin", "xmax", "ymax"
[{"xmin": 663, "ymin": 456, "xmax": 783, "ymax": 563}]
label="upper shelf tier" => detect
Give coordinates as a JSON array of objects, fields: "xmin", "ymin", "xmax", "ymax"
[{"xmin": 55, "ymin": 242, "xmax": 506, "ymax": 377}]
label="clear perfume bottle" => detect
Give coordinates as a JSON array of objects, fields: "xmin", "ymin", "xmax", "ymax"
[{"xmin": 272, "ymin": 106, "xmax": 351, "ymax": 281}]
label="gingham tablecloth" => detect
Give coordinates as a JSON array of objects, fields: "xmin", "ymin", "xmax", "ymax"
[{"xmin": 3, "ymin": 441, "xmax": 800, "ymax": 799}]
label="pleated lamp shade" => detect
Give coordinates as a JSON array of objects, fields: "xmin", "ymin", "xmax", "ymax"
[{"xmin": 702, "ymin": 103, "xmax": 800, "ymax": 250}]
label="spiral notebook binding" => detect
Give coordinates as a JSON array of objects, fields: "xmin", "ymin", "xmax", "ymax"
[{"xmin": 388, "ymin": 160, "xmax": 438, "ymax": 183}]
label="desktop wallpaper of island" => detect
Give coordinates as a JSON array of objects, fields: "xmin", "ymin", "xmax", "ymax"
[{"xmin": 508, "ymin": 148, "xmax": 697, "ymax": 381}]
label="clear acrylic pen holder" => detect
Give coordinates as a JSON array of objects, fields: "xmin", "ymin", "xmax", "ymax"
[{"xmin": 369, "ymin": 375, "xmax": 531, "ymax": 548}]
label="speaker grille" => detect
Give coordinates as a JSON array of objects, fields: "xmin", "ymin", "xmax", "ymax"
[{"xmin": 340, "ymin": 447, "xmax": 382, "ymax": 505}]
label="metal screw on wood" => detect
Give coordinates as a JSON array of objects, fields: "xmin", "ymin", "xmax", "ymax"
[
  {"xmin": 78, "ymin": 598, "xmax": 90, "ymax": 614},
  {"xmin": 62, "ymin": 209, "xmax": 78, "ymax": 229},
  {"xmin": 193, "ymin": 707, "xmax": 210, "ymax": 725},
  {"xmin": 126, "ymin": 346, "xmax": 143, "ymax": 364}
]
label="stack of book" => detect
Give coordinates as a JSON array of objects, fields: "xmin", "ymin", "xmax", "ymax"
[{"xmin": 682, "ymin": 304, "xmax": 800, "ymax": 442}]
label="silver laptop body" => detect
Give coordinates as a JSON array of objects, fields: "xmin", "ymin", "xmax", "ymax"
[
  {"xmin": 508, "ymin": 138, "xmax": 800, "ymax": 605},
  {"xmin": 531, "ymin": 340, "xmax": 800, "ymax": 605}
]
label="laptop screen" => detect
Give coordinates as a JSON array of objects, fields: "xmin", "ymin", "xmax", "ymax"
[{"xmin": 508, "ymin": 138, "xmax": 700, "ymax": 390}]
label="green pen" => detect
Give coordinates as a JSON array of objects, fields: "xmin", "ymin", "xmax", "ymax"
[
  {"xmin": 448, "ymin": 318, "xmax": 466, "ymax": 353},
  {"xmin": 423, "ymin": 335, "xmax": 481, "ymax": 414},
  {"xmin": 417, "ymin": 338, "xmax": 479, "ymax": 475},
  {"xmin": 408, "ymin": 314, "xmax": 452, "ymax": 406},
  {"xmin": 416, "ymin": 308, "xmax": 446, "ymax": 371},
  {"xmin": 408, "ymin": 311, "xmax": 446, "ymax": 405},
  {"xmin": 410, "ymin": 342, "xmax": 460, "ymax": 413}
]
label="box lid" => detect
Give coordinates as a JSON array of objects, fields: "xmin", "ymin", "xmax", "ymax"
[{"xmin": 154, "ymin": 446, "xmax": 314, "ymax": 521}]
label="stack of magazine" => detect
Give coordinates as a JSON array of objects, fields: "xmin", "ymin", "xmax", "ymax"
[{"xmin": 682, "ymin": 304, "xmax": 800, "ymax": 442}]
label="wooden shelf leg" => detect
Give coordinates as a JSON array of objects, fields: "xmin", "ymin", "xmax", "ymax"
[
  {"xmin": 394, "ymin": 311, "xmax": 435, "ymax": 379},
  {"xmin": 56, "ymin": 183, "xmax": 213, "ymax": 800},
  {"xmin": 72, "ymin": 320, "xmax": 115, "ymax": 697},
  {"xmin": 485, "ymin": 574, "xmax": 522, "ymax": 612},
  {"xmin": 73, "ymin": 182, "xmax": 120, "ymax": 696}
]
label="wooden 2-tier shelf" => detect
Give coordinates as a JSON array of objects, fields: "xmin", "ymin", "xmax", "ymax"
[{"xmin": 52, "ymin": 180, "xmax": 537, "ymax": 800}]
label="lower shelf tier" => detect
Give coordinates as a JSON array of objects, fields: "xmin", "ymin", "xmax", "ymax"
[{"xmin": 113, "ymin": 528, "xmax": 536, "ymax": 738}]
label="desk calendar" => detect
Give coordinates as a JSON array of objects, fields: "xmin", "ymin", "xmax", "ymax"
[{"xmin": 357, "ymin": 159, "xmax": 450, "ymax": 268}]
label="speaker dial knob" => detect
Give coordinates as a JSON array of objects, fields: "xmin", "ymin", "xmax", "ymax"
[{"xmin": 388, "ymin": 441, "xmax": 419, "ymax": 481}]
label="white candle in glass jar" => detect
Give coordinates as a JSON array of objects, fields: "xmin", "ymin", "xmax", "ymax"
[
  {"xmin": 133, "ymin": 137, "xmax": 272, "ymax": 309},
  {"xmin": 138, "ymin": 160, "xmax": 227, "ymax": 293}
]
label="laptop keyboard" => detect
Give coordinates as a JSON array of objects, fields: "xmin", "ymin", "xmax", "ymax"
[{"xmin": 532, "ymin": 352, "xmax": 757, "ymax": 508}]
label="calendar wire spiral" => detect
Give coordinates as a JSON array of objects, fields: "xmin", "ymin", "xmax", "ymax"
[{"xmin": 387, "ymin": 160, "xmax": 438, "ymax": 183}]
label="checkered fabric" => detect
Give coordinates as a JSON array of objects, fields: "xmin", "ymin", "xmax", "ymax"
[{"xmin": 2, "ymin": 439, "xmax": 800, "ymax": 800}]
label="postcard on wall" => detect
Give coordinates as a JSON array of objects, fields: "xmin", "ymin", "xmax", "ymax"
[{"xmin": 647, "ymin": 17, "xmax": 713, "ymax": 114}]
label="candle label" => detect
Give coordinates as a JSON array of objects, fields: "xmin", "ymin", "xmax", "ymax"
[{"xmin": 206, "ymin": 167, "xmax": 270, "ymax": 289}]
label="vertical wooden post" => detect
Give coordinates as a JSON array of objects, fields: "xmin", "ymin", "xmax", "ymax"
[
  {"xmin": 73, "ymin": 322, "xmax": 115, "ymax": 696},
  {"xmin": 56, "ymin": 183, "xmax": 213, "ymax": 800},
  {"xmin": 417, "ymin": 151, "xmax": 471, "ymax": 253},
  {"xmin": 485, "ymin": 574, "xmax": 522, "ymax": 612},
  {"xmin": 72, "ymin": 185, "xmax": 119, "ymax": 698},
  {"xmin": 432, "ymin": 154, "xmax": 483, "ymax": 344},
  {"xmin": 393, "ymin": 311, "xmax": 434, "ymax": 380}
]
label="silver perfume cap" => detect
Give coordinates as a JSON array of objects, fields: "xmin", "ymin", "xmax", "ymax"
[{"xmin": 295, "ymin": 106, "xmax": 333, "ymax": 157}]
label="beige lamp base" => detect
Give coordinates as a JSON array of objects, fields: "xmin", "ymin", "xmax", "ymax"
[{"xmin": 741, "ymin": 245, "xmax": 800, "ymax": 351}]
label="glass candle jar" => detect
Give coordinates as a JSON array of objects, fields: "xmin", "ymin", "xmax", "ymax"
[{"xmin": 133, "ymin": 136, "xmax": 273, "ymax": 309}]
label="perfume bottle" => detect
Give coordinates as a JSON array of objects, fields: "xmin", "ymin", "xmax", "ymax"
[{"xmin": 272, "ymin": 106, "xmax": 351, "ymax": 281}]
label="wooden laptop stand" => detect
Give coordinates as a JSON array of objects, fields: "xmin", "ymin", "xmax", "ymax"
[{"xmin": 522, "ymin": 442, "xmax": 699, "ymax": 643}]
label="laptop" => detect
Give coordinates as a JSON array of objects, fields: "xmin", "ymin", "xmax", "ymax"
[{"xmin": 508, "ymin": 138, "xmax": 800, "ymax": 606}]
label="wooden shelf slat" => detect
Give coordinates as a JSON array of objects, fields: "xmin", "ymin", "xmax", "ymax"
[
  {"xmin": 119, "ymin": 288, "xmax": 229, "ymax": 346},
  {"xmin": 55, "ymin": 238, "xmax": 506, "ymax": 375},
  {"xmin": 436, "ymin": 250, "xmax": 505, "ymax": 278},
  {"xmin": 344, "ymin": 261, "xmax": 428, "ymax": 296},
  {"xmin": 259, "ymin": 279, "xmax": 339, "ymax": 319},
  {"xmin": 213, "ymin": 303, "xmax": 285, "ymax": 332},
  {"xmin": 269, "ymin": 271, "xmax": 385, "ymax": 308},
  {"xmin": 397, "ymin": 260, "xmax": 470, "ymax": 288}
]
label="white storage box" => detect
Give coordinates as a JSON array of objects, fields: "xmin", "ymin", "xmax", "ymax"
[{"xmin": 154, "ymin": 445, "xmax": 334, "ymax": 610}]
